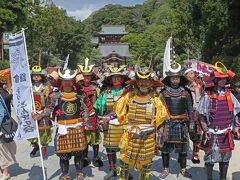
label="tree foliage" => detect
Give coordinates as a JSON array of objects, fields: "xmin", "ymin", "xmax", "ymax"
[
  {"xmin": 83, "ymin": 0, "xmax": 240, "ymax": 78},
  {"xmin": 0, "ymin": 0, "xmax": 240, "ymax": 78},
  {"xmin": 0, "ymin": 0, "xmax": 29, "ymax": 35}
]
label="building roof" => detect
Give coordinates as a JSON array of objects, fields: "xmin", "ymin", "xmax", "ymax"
[
  {"xmin": 98, "ymin": 25, "xmax": 128, "ymax": 35},
  {"xmin": 98, "ymin": 43, "xmax": 131, "ymax": 57}
]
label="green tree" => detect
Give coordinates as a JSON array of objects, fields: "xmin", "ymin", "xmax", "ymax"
[
  {"xmin": 0, "ymin": 0, "xmax": 29, "ymax": 34},
  {"xmin": 26, "ymin": 4, "xmax": 66, "ymax": 66}
]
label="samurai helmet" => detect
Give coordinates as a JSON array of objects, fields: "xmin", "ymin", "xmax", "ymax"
[
  {"xmin": 166, "ymin": 61, "xmax": 182, "ymax": 76},
  {"xmin": 134, "ymin": 55, "xmax": 158, "ymax": 80},
  {"xmin": 126, "ymin": 56, "xmax": 164, "ymax": 87},
  {"xmin": 212, "ymin": 61, "xmax": 235, "ymax": 79},
  {"xmin": 205, "ymin": 61, "xmax": 235, "ymax": 89},
  {"xmin": 184, "ymin": 68, "xmax": 194, "ymax": 75},
  {"xmin": 47, "ymin": 70, "xmax": 60, "ymax": 87},
  {"xmin": 136, "ymin": 67, "xmax": 153, "ymax": 79},
  {"xmin": 31, "ymin": 65, "xmax": 47, "ymax": 75},
  {"xmin": 58, "ymin": 68, "xmax": 78, "ymax": 80},
  {"xmin": 102, "ymin": 64, "xmax": 128, "ymax": 87},
  {"xmin": 48, "ymin": 71, "xmax": 59, "ymax": 81},
  {"xmin": 162, "ymin": 61, "xmax": 189, "ymax": 86},
  {"xmin": 78, "ymin": 58, "xmax": 95, "ymax": 75},
  {"xmin": 107, "ymin": 64, "xmax": 127, "ymax": 77}
]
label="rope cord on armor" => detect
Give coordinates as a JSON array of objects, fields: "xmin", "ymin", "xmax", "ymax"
[{"xmin": 129, "ymin": 125, "xmax": 145, "ymax": 169}]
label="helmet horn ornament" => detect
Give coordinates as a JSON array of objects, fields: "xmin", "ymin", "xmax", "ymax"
[{"xmin": 78, "ymin": 58, "xmax": 95, "ymax": 73}]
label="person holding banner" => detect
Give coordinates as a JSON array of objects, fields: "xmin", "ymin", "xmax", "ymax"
[
  {"xmin": 197, "ymin": 62, "xmax": 240, "ymax": 180},
  {"xmin": 184, "ymin": 68, "xmax": 203, "ymax": 164},
  {"xmin": 50, "ymin": 68, "xmax": 90, "ymax": 180},
  {"xmin": 159, "ymin": 62, "xmax": 193, "ymax": 179},
  {"xmin": 29, "ymin": 66, "xmax": 52, "ymax": 159}
]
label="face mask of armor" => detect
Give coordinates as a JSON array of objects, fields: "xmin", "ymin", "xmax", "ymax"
[
  {"xmin": 138, "ymin": 86, "xmax": 149, "ymax": 93},
  {"xmin": 137, "ymin": 79, "xmax": 152, "ymax": 93},
  {"xmin": 112, "ymin": 81, "xmax": 123, "ymax": 87},
  {"xmin": 110, "ymin": 75, "xmax": 124, "ymax": 87},
  {"xmin": 83, "ymin": 79, "xmax": 91, "ymax": 83},
  {"xmin": 217, "ymin": 80, "xmax": 226, "ymax": 87}
]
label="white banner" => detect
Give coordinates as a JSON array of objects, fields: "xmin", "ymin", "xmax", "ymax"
[
  {"xmin": 163, "ymin": 37, "xmax": 172, "ymax": 78},
  {"xmin": 63, "ymin": 54, "xmax": 69, "ymax": 70},
  {"xmin": 9, "ymin": 31, "xmax": 37, "ymax": 140}
]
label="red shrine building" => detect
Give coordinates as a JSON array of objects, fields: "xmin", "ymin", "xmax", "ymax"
[{"xmin": 92, "ymin": 25, "xmax": 131, "ymax": 67}]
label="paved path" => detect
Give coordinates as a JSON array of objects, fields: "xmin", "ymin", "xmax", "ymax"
[
  {"xmin": 4, "ymin": 112, "xmax": 240, "ymax": 180},
  {"xmin": 6, "ymin": 133, "xmax": 240, "ymax": 180}
]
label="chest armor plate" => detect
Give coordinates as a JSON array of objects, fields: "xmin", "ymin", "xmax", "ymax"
[
  {"xmin": 127, "ymin": 96, "xmax": 154, "ymax": 125},
  {"xmin": 33, "ymin": 85, "xmax": 47, "ymax": 111},
  {"xmin": 105, "ymin": 91, "xmax": 121, "ymax": 114},
  {"xmin": 57, "ymin": 95, "xmax": 81, "ymax": 121},
  {"xmin": 163, "ymin": 88, "xmax": 187, "ymax": 116},
  {"xmin": 209, "ymin": 93, "xmax": 233, "ymax": 129}
]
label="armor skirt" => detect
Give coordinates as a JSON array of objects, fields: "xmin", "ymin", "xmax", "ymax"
[
  {"xmin": 159, "ymin": 120, "xmax": 189, "ymax": 153},
  {"xmin": 119, "ymin": 126, "xmax": 155, "ymax": 170},
  {"xmin": 55, "ymin": 126, "xmax": 87, "ymax": 154},
  {"xmin": 103, "ymin": 124, "xmax": 124, "ymax": 150}
]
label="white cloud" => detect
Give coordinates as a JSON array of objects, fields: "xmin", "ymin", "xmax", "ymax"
[{"xmin": 67, "ymin": 5, "xmax": 97, "ymax": 20}]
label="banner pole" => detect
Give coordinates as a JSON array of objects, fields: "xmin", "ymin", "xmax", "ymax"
[{"xmin": 22, "ymin": 28, "xmax": 46, "ymax": 180}]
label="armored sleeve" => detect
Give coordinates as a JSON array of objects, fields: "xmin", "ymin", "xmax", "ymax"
[
  {"xmin": 44, "ymin": 90, "xmax": 60, "ymax": 119},
  {"xmin": 79, "ymin": 93, "xmax": 89, "ymax": 122},
  {"xmin": 197, "ymin": 93, "xmax": 210, "ymax": 132},
  {"xmin": 230, "ymin": 92, "xmax": 240, "ymax": 127},
  {"xmin": 114, "ymin": 91, "xmax": 131, "ymax": 124},
  {"xmin": 154, "ymin": 96, "xmax": 170, "ymax": 128},
  {"xmin": 186, "ymin": 90, "xmax": 194, "ymax": 123}
]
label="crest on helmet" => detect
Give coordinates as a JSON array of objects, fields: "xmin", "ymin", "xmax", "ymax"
[
  {"xmin": 162, "ymin": 61, "xmax": 189, "ymax": 86},
  {"xmin": 126, "ymin": 56, "xmax": 163, "ymax": 87},
  {"xmin": 213, "ymin": 61, "xmax": 235, "ymax": 79},
  {"xmin": 107, "ymin": 65, "xmax": 127, "ymax": 76},
  {"xmin": 31, "ymin": 65, "xmax": 47, "ymax": 75},
  {"xmin": 58, "ymin": 68, "xmax": 78, "ymax": 80},
  {"xmin": 78, "ymin": 58, "xmax": 95, "ymax": 75}
]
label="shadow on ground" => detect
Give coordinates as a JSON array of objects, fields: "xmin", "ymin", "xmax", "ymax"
[
  {"xmin": 9, "ymin": 163, "xmax": 29, "ymax": 177},
  {"xmin": 232, "ymin": 171, "xmax": 240, "ymax": 180}
]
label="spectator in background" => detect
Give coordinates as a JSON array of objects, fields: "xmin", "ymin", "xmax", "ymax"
[
  {"xmin": 0, "ymin": 81, "xmax": 12, "ymax": 115},
  {"xmin": 235, "ymin": 82, "xmax": 240, "ymax": 102},
  {"xmin": 0, "ymin": 95, "xmax": 17, "ymax": 180}
]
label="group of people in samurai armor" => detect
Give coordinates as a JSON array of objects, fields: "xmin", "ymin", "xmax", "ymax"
[{"xmin": 29, "ymin": 56, "xmax": 240, "ymax": 180}]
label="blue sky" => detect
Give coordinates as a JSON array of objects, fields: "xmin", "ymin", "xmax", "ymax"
[{"xmin": 53, "ymin": 0, "xmax": 145, "ymax": 20}]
